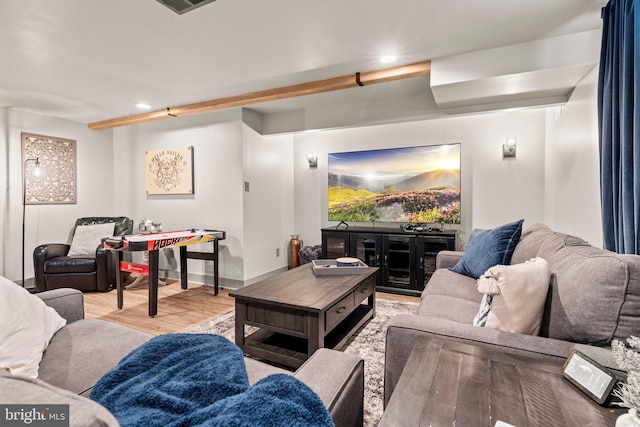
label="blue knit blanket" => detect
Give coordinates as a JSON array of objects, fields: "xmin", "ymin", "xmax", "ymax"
[{"xmin": 90, "ymin": 334, "xmax": 334, "ymax": 427}]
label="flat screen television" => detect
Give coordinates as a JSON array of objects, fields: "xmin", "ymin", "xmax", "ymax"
[{"xmin": 328, "ymin": 143, "xmax": 461, "ymax": 224}]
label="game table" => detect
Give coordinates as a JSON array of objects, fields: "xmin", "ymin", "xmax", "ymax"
[{"xmin": 103, "ymin": 229, "xmax": 226, "ymax": 317}]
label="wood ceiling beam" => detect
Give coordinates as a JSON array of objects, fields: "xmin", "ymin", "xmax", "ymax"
[
  {"xmin": 88, "ymin": 60, "xmax": 430, "ymax": 130},
  {"xmin": 169, "ymin": 74, "xmax": 359, "ymax": 117},
  {"xmin": 87, "ymin": 109, "xmax": 173, "ymax": 131},
  {"xmin": 359, "ymin": 61, "xmax": 432, "ymax": 85}
]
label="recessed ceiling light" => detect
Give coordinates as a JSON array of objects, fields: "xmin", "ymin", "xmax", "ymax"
[
  {"xmin": 380, "ymin": 55, "xmax": 397, "ymax": 64},
  {"xmin": 135, "ymin": 102, "xmax": 152, "ymax": 110}
]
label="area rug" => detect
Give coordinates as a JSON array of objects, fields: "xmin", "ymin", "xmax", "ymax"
[{"xmin": 187, "ymin": 297, "xmax": 419, "ymax": 427}]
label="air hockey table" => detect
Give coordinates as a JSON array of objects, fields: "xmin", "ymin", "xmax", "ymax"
[{"xmin": 103, "ymin": 229, "xmax": 226, "ymax": 317}]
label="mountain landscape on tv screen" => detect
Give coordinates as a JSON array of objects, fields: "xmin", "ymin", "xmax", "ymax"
[
  {"xmin": 328, "ymin": 144, "xmax": 461, "ymax": 224},
  {"xmin": 328, "ymin": 168, "xmax": 461, "ymax": 223},
  {"xmin": 329, "ymin": 169, "xmax": 460, "ymax": 193}
]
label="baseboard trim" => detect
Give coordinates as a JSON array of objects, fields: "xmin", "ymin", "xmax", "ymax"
[{"xmin": 161, "ymin": 266, "xmax": 289, "ymax": 290}]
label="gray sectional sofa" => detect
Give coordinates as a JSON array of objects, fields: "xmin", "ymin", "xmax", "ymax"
[
  {"xmin": 2, "ymin": 288, "xmax": 365, "ymax": 427},
  {"xmin": 384, "ymin": 223, "xmax": 640, "ymax": 404}
]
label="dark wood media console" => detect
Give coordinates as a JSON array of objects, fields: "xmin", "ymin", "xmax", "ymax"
[{"xmin": 322, "ymin": 226, "xmax": 457, "ymax": 296}]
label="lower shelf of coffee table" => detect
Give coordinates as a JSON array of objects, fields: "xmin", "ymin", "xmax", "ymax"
[{"xmin": 244, "ymin": 304, "xmax": 374, "ymax": 368}]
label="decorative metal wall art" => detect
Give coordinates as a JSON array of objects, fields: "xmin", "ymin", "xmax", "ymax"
[
  {"xmin": 145, "ymin": 146, "xmax": 194, "ymax": 195},
  {"xmin": 22, "ymin": 133, "xmax": 77, "ymax": 205}
]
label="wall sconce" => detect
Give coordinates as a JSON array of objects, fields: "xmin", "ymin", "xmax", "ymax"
[
  {"xmin": 503, "ymin": 137, "xmax": 517, "ymax": 158},
  {"xmin": 307, "ymin": 152, "xmax": 318, "ymax": 168}
]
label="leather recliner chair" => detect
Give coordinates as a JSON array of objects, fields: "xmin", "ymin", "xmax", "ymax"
[{"xmin": 33, "ymin": 217, "xmax": 133, "ymax": 293}]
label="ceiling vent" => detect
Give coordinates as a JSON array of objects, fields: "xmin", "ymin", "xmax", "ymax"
[{"xmin": 156, "ymin": 0, "xmax": 216, "ymax": 15}]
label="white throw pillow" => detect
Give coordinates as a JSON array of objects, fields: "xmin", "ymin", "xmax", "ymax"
[
  {"xmin": 68, "ymin": 223, "xmax": 116, "ymax": 256},
  {"xmin": 473, "ymin": 257, "xmax": 550, "ymax": 335},
  {"xmin": 0, "ymin": 276, "xmax": 66, "ymax": 378}
]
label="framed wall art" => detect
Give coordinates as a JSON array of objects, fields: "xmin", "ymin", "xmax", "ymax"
[
  {"xmin": 145, "ymin": 146, "xmax": 194, "ymax": 195},
  {"xmin": 22, "ymin": 132, "xmax": 77, "ymax": 205}
]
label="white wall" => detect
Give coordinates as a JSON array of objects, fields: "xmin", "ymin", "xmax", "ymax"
[
  {"xmin": 242, "ymin": 125, "xmax": 294, "ymax": 279},
  {"xmin": 112, "ymin": 110, "xmax": 246, "ymax": 284},
  {"xmin": 1, "ymin": 108, "xmax": 115, "ymax": 282},
  {"xmin": 0, "ymin": 109, "xmax": 8, "ymax": 279},
  {"xmin": 293, "ymin": 109, "xmax": 547, "ymax": 249},
  {"xmin": 111, "ymin": 109, "xmax": 296, "ymax": 286},
  {"xmin": 544, "ymin": 66, "xmax": 602, "ymax": 247}
]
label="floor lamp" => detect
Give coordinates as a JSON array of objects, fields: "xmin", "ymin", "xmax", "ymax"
[{"xmin": 22, "ymin": 157, "xmax": 42, "ymax": 288}]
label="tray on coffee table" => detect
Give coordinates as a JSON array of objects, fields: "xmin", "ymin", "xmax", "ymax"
[{"xmin": 311, "ymin": 259, "xmax": 370, "ymax": 275}]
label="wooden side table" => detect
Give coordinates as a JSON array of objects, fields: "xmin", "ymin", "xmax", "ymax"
[{"xmin": 379, "ymin": 337, "xmax": 623, "ymax": 427}]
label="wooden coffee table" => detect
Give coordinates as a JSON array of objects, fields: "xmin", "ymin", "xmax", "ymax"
[
  {"xmin": 379, "ymin": 337, "xmax": 624, "ymax": 426},
  {"xmin": 230, "ymin": 263, "xmax": 377, "ymax": 369}
]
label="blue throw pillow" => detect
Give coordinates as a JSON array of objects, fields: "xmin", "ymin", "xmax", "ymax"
[{"xmin": 450, "ymin": 219, "xmax": 524, "ymax": 279}]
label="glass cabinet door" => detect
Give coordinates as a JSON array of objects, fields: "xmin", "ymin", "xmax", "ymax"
[
  {"xmin": 322, "ymin": 232, "xmax": 350, "ymax": 259},
  {"xmin": 383, "ymin": 235, "xmax": 416, "ymax": 291},
  {"xmin": 350, "ymin": 234, "xmax": 381, "ymax": 267},
  {"xmin": 416, "ymin": 236, "xmax": 456, "ymax": 290}
]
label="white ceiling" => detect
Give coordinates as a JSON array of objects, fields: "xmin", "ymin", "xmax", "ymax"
[{"xmin": 0, "ymin": 0, "xmax": 606, "ymax": 132}]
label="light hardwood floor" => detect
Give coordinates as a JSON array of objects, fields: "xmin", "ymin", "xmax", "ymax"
[{"xmin": 83, "ymin": 275, "xmax": 419, "ymax": 336}]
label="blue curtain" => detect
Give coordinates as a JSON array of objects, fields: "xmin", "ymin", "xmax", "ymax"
[{"xmin": 598, "ymin": 0, "xmax": 640, "ymax": 253}]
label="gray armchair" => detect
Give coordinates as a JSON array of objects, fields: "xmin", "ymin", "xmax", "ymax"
[{"xmin": 33, "ymin": 217, "xmax": 133, "ymax": 293}]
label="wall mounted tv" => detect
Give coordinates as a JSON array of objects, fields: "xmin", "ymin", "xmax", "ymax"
[{"xmin": 328, "ymin": 143, "xmax": 461, "ymax": 224}]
